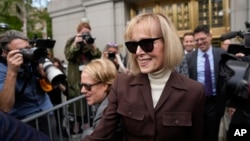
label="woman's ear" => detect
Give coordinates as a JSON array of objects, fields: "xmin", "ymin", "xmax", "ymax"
[
  {"xmin": 104, "ymin": 83, "xmax": 112, "ymax": 94},
  {"xmin": 103, "ymin": 83, "xmax": 109, "ymax": 92}
]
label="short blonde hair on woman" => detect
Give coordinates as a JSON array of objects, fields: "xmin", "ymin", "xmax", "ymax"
[
  {"xmin": 83, "ymin": 59, "xmax": 117, "ymax": 86},
  {"xmin": 125, "ymin": 13, "xmax": 183, "ymax": 75}
]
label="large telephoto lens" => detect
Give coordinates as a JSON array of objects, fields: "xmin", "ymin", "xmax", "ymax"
[{"xmin": 42, "ymin": 58, "xmax": 66, "ymax": 85}]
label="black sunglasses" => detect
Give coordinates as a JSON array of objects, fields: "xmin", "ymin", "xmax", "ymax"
[
  {"xmin": 125, "ymin": 37, "xmax": 163, "ymax": 54},
  {"xmin": 79, "ymin": 82, "xmax": 101, "ymax": 91}
]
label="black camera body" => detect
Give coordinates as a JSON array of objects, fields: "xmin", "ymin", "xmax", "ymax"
[
  {"xmin": 76, "ymin": 33, "xmax": 95, "ymax": 50},
  {"xmin": 80, "ymin": 33, "xmax": 95, "ymax": 44},
  {"xmin": 20, "ymin": 39, "xmax": 55, "ymax": 63},
  {"xmin": 20, "ymin": 39, "xmax": 65, "ymax": 85},
  {"xmin": 223, "ymin": 60, "xmax": 250, "ymax": 103},
  {"xmin": 220, "ymin": 22, "xmax": 250, "ymax": 140},
  {"xmin": 220, "ymin": 23, "xmax": 250, "ymax": 103},
  {"xmin": 20, "ymin": 47, "xmax": 47, "ymax": 62},
  {"xmin": 108, "ymin": 52, "xmax": 116, "ymax": 60}
]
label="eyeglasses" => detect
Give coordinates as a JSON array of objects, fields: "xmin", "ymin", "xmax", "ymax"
[
  {"xmin": 125, "ymin": 37, "xmax": 163, "ymax": 54},
  {"xmin": 194, "ymin": 37, "xmax": 207, "ymax": 44},
  {"xmin": 79, "ymin": 82, "xmax": 101, "ymax": 91}
]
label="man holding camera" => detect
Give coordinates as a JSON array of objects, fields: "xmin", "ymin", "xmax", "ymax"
[
  {"xmin": 64, "ymin": 22, "xmax": 101, "ymax": 134},
  {"xmin": 0, "ymin": 30, "xmax": 59, "ymax": 140}
]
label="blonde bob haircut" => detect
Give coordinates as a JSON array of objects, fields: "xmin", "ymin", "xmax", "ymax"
[
  {"xmin": 82, "ymin": 59, "xmax": 117, "ymax": 91},
  {"xmin": 125, "ymin": 13, "xmax": 183, "ymax": 75}
]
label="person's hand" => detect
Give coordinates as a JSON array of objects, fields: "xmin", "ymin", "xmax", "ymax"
[
  {"xmin": 38, "ymin": 63, "xmax": 47, "ymax": 79},
  {"xmin": 58, "ymin": 83, "xmax": 66, "ymax": 92},
  {"xmin": 38, "ymin": 63, "xmax": 53, "ymax": 90},
  {"xmin": 6, "ymin": 50, "xmax": 23, "ymax": 73},
  {"xmin": 113, "ymin": 55, "xmax": 119, "ymax": 65},
  {"xmin": 235, "ymin": 52, "xmax": 245, "ymax": 57},
  {"xmin": 73, "ymin": 33, "xmax": 84, "ymax": 47},
  {"xmin": 103, "ymin": 51, "xmax": 109, "ymax": 59}
]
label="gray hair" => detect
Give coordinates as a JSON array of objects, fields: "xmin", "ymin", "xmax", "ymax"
[{"xmin": 0, "ymin": 30, "xmax": 28, "ymax": 50}]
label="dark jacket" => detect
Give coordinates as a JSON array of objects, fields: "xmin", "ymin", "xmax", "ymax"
[
  {"xmin": 64, "ymin": 36, "xmax": 101, "ymax": 98},
  {"xmin": 0, "ymin": 111, "xmax": 50, "ymax": 141},
  {"xmin": 84, "ymin": 71, "xmax": 205, "ymax": 141},
  {"xmin": 64, "ymin": 36, "xmax": 101, "ymax": 116},
  {"xmin": 186, "ymin": 47, "xmax": 225, "ymax": 117}
]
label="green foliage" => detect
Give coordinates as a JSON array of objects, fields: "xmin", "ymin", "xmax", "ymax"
[
  {"xmin": 0, "ymin": 14, "xmax": 22, "ymax": 31},
  {"xmin": 44, "ymin": 8, "xmax": 52, "ymax": 38},
  {"xmin": 0, "ymin": 0, "xmax": 52, "ymax": 39},
  {"xmin": 27, "ymin": 31, "xmax": 42, "ymax": 39}
]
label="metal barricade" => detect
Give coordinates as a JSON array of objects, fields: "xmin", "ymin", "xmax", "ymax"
[{"xmin": 21, "ymin": 95, "xmax": 94, "ymax": 141}]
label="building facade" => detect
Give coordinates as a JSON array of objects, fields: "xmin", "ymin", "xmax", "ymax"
[{"xmin": 48, "ymin": 0, "xmax": 250, "ymax": 62}]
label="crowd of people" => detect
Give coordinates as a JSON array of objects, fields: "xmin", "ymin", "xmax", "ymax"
[{"xmin": 0, "ymin": 12, "xmax": 247, "ymax": 141}]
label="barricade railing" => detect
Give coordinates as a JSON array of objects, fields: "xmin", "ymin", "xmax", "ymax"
[{"xmin": 22, "ymin": 95, "xmax": 94, "ymax": 141}]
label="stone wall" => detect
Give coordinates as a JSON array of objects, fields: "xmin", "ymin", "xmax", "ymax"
[
  {"xmin": 48, "ymin": 0, "xmax": 128, "ymax": 62},
  {"xmin": 48, "ymin": 0, "xmax": 250, "ymax": 61}
]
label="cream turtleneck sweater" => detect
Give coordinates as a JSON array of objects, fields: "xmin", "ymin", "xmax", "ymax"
[{"xmin": 148, "ymin": 68, "xmax": 171, "ymax": 108}]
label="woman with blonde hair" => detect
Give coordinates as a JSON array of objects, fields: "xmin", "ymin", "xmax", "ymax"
[
  {"xmin": 81, "ymin": 59, "xmax": 121, "ymax": 140},
  {"xmin": 84, "ymin": 13, "xmax": 205, "ymax": 141}
]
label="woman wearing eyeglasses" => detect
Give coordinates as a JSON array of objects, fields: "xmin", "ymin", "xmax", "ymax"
[
  {"xmin": 80, "ymin": 59, "xmax": 121, "ymax": 140},
  {"xmin": 84, "ymin": 13, "xmax": 205, "ymax": 141}
]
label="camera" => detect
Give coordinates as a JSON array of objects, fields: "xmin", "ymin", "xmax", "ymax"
[
  {"xmin": 20, "ymin": 38, "xmax": 55, "ymax": 62},
  {"xmin": 220, "ymin": 22, "xmax": 250, "ymax": 102},
  {"xmin": 20, "ymin": 39, "xmax": 66, "ymax": 85},
  {"xmin": 19, "ymin": 47, "xmax": 47, "ymax": 62},
  {"xmin": 108, "ymin": 52, "xmax": 116, "ymax": 60},
  {"xmin": 80, "ymin": 32, "xmax": 95, "ymax": 44},
  {"xmin": 42, "ymin": 58, "xmax": 66, "ymax": 85},
  {"xmin": 76, "ymin": 33, "xmax": 95, "ymax": 49},
  {"xmin": 219, "ymin": 22, "xmax": 250, "ymax": 140}
]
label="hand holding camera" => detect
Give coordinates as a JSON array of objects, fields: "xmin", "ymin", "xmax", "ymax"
[
  {"xmin": 74, "ymin": 33, "xmax": 83, "ymax": 45},
  {"xmin": 80, "ymin": 33, "xmax": 95, "ymax": 44},
  {"xmin": 6, "ymin": 50, "xmax": 23, "ymax": 73},
  {"xmin": 75, "ymin": 32, "xmax": 95, "ymax": 49}
]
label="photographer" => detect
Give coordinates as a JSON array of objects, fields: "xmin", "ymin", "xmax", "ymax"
[
  {"xmin": 102, "ymin": 42, "xmax": 127, "ymax": 73},
  {"xmin": 0, "ymin": 30, "xmax": 59, "ymax": 140},
  {"xmin": 217, "ymin": 25, "xmax": 250, "ymax": 140},
  {"xmin": 64, "ymin": 21, "xmax": 101, "ymax": 134},
  {"xmin": 218, "ymin": 52, "xmax": 250, "ymax": 141}
]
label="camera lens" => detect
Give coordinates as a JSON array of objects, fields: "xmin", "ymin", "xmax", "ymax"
[
  {"xmin": 86, "ymin": 37, "xmax": 94, "ymax": 44},
  {"xmin": 42, "ymin": 58, "xmax": 66, "ymax": 85},
  {"xmin": 82, "ymin": 33, "xmax": 95, "ymax": 44},
  {"xmin": 108, "ymin": 52, "xmax": 116, "ymax": 60}
]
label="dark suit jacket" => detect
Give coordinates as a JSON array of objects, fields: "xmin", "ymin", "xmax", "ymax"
[
  {"xmin": 186, "ymin": 47, "xmax": 225, "ymax": 114},
  {"xmin": 186, "ymin": 47, "xmax": 225, "ymax": 84},
  {"xmin": 84, "ymin": 71, "xmax": 205, "ymax": 141},
  {"xmin": 0, "ymin": 111, "xmax": 49, "ymax": 141}
]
